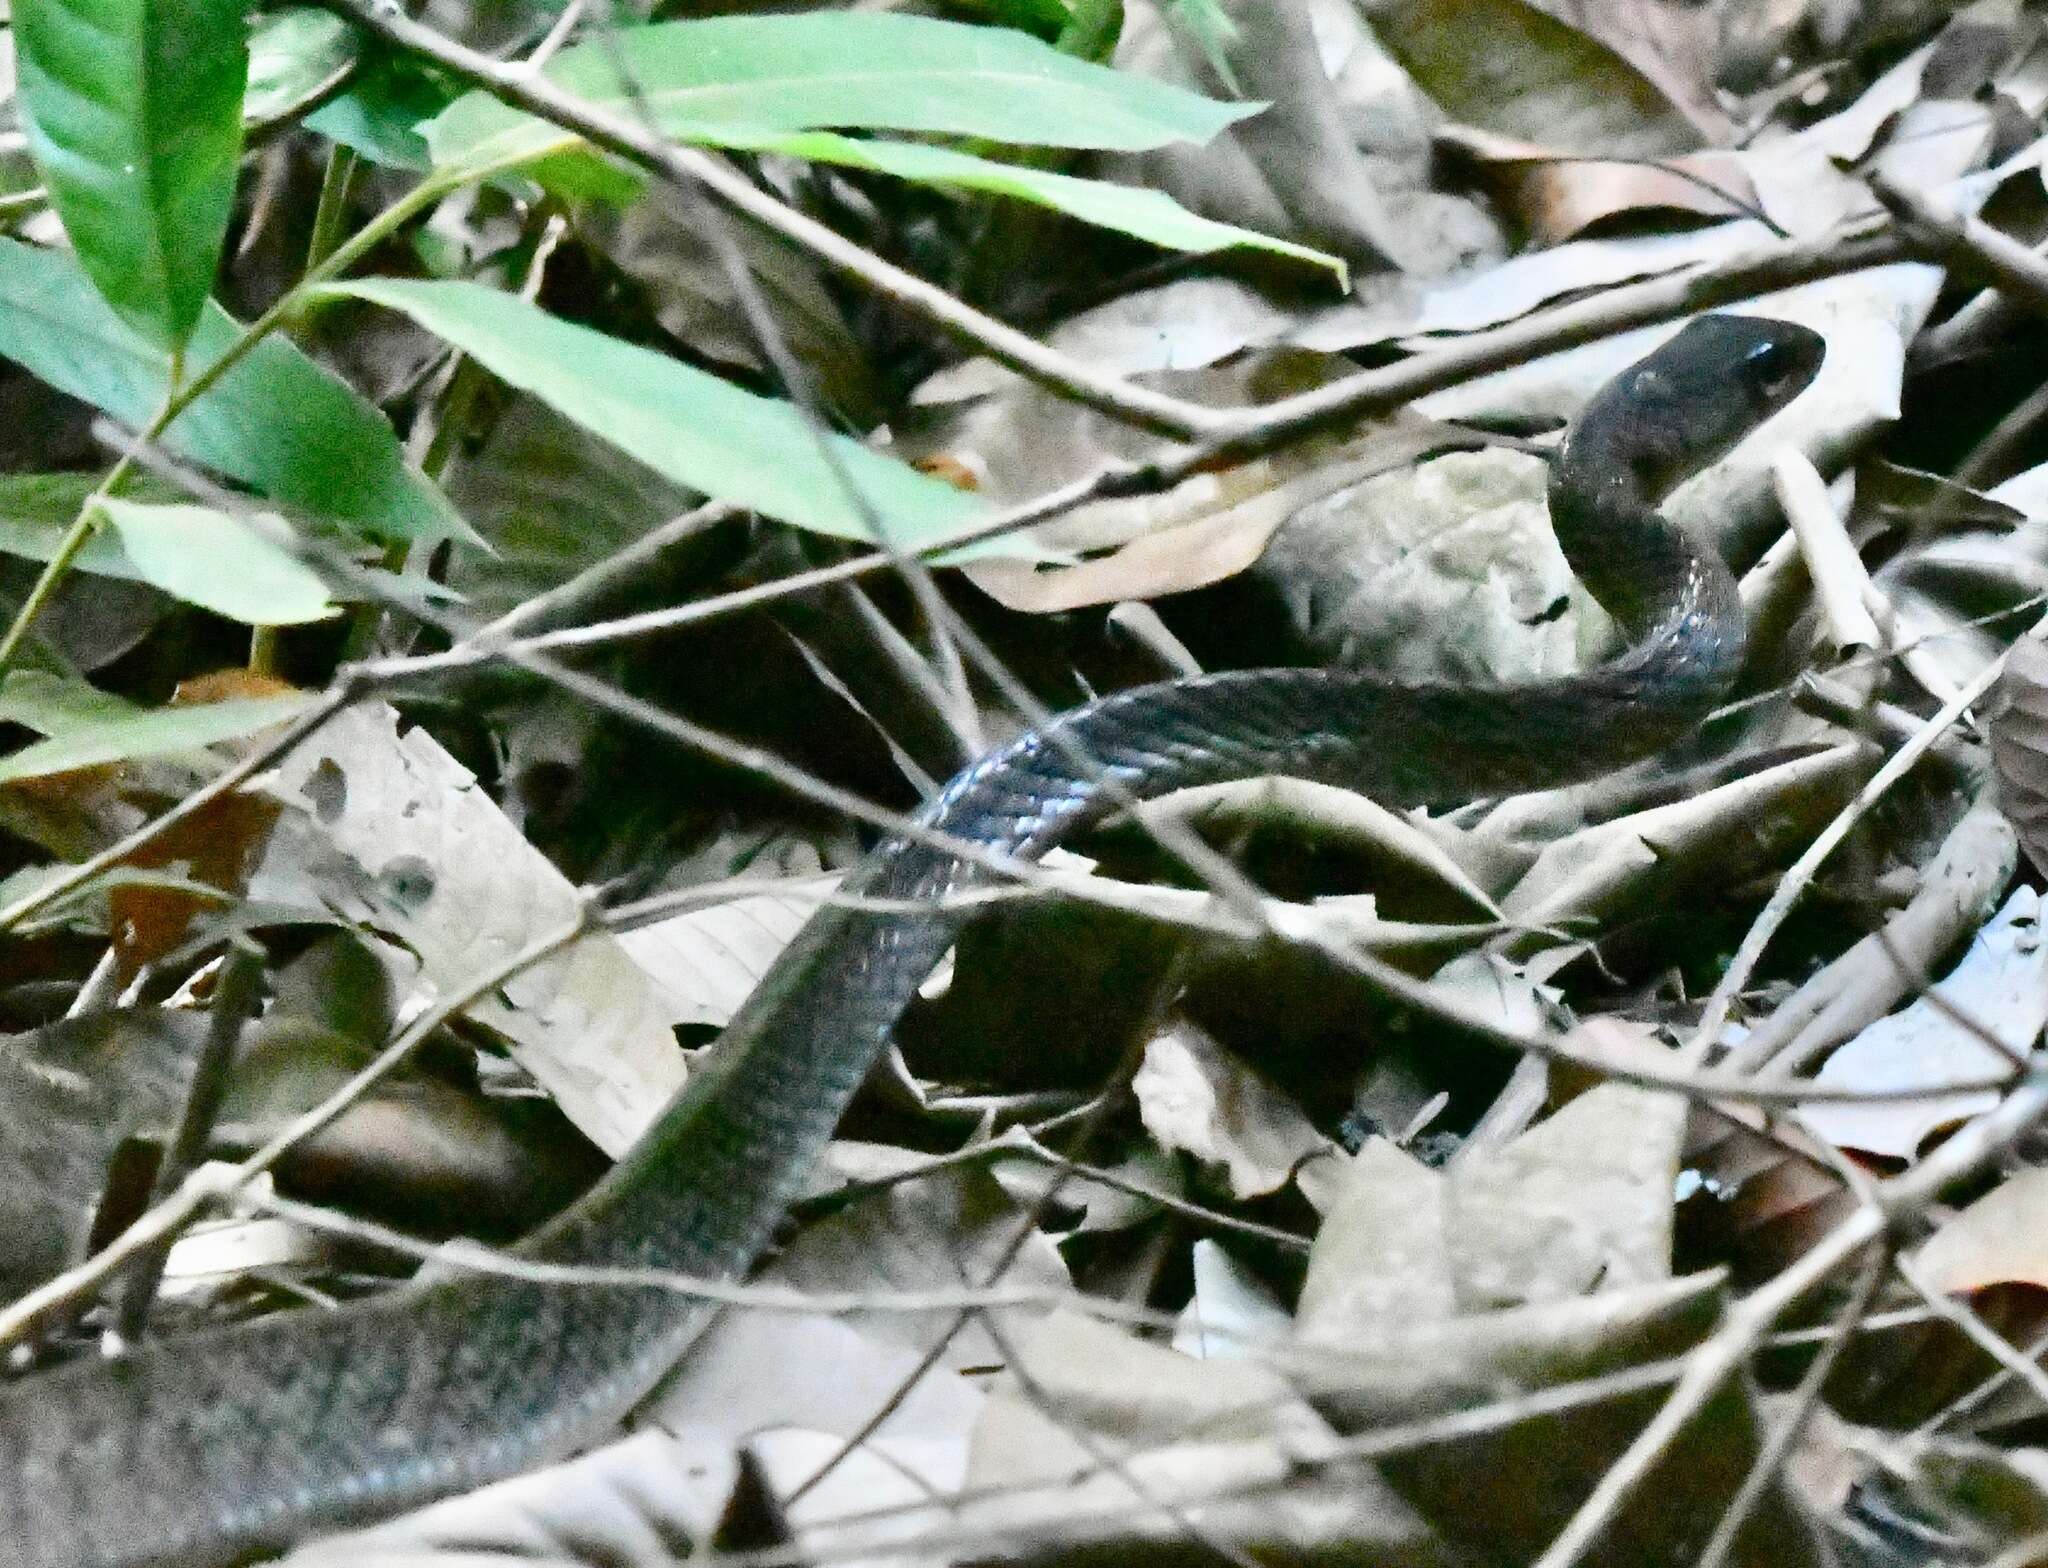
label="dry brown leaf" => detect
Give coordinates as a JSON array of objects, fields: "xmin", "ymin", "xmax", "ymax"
[
  {"xmin": 964, "ymin": 412, "xmax": 1483, "ymax": 613},
  {"xmin": 1368, "ymin": 0, "xmax": 1702, "ymax": 157},
  {"xmin": 1516, "ymin": 0, "xmax": 1734, "ymax": 138},
  {"xmin": 1437, "ymin": 125, "xmax": 1758, "ymax": 244},
  {"xmin": 1682, "ymin": 1104, "xmax": 1854, "ymax": 1284},
  {"xmin": 1916, "ymin": 1164, "xmax": 2048, "ymax": 1292},
  {"xmin": 1446, "ymin": 1083, "xmax": 1684, "ymax": 1310},
  {"xmin": 1993, "ymin": 635, "xmax": 2048, "ymax": 877}
]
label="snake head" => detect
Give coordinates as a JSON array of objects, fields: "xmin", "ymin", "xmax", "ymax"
[{"xmin": 1604, "ymin": 314, "xmax": 1827, "ymax": 498}]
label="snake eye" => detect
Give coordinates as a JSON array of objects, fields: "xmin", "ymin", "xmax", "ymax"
[{"xmin": 1742, "ymin": 335, "xmax": 1802, "ymax": 400}]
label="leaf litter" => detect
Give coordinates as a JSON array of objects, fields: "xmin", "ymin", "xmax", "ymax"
[{"xmin": 15, "ymin": 2, "xmax": 2048, "ymax": 1566}]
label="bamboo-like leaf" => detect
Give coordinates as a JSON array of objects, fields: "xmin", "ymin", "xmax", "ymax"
[
  {"xmin": 97, "ymin": 500, "xmax": 339, "ymax": 626},
  {"xmin": 0, "ymin": 240, "xmax": 468, "ymax": 546},
  {"xmin": 316, "ymin": 278, "xmax": 1027, "ymax": 557},
  {"xmin": 14, "ymin": 0, "xmax": 248, "ymax": 352},
  {"xmin": 0, "ymin": 694, "xmax": 314, "ymax": 783},
  {"xmin": 674, "ymin": 127, "xmax": 1344, "ymax": 281},
  {"xmin": 424, "ymin": 10, "xmax": 1259, "ymax": 175}
]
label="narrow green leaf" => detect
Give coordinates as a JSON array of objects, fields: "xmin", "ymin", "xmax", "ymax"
[
  {"xmin": 0, "ymin": 670, "xmax": 137, "ymax": 736},
  {"xmin": 316, "ymin": 278, "xmax": 1020, "ymax": 557},
  {"xmin": 0, "ymin": 240, "xmax": 469, "ymax": 546},
  {"xmin": 246, "ymin": 9, "xmax": 357, "ymax": 125},
  {"xmin": 14, "ymin": 0, "xmax": 249, "ymax": 352},
  {"xmin": 97, "ymin": 500, "xmax": 339, "ymax": 625},
  {"xmin": 681, "ymin": 128, "xmax": 1345, "ymax": 282},
  {"xmin": 424, "ymin": 11, "xmax": 1259, "ymax": 175},
  {"xmin": 0, "ymin": 693, "xmax": 314, "ymax": 782},
  {"xmin": 304, "ymin": 51, "xmax": 449, "ymax": 171},
  {"xmin": 0, "ymin": 472, "xmax": 178, "ymax": 579}
]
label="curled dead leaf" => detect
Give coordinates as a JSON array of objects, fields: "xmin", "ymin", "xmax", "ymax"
[{"xmin": 1992, "ymin": 635, "xmax": 2048, "ymax": 877}]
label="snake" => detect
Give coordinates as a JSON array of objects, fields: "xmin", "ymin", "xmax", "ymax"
[{"xmin": 0, "ymin": 313, "xmax": 1824, "ymax": 1568}]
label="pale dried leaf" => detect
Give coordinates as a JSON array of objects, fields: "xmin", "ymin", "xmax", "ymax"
[
  {"xmin": 1500, "ymin": 742, "xmax": 1868, "ymax": 931},
  {"xmin": 1993, "ymin": 636, "xmax": 2048, "ymax": 878},
  {"xmin": 1800, "ymin": 887, "xmax": 2046, "ymax": 1158},
  {"xmin": 283, "ymin": 1430, "xmax": 740, "ymax": 1568},
  {"xmin": 961, "ymin": 1309, "xmax": 1449, "ymax": 1566},
  {"xmin": 1915, "ymin": 1164, "xmax": 2048, "ymax": 1293},
  {"xmin": 616, "ymin": 877, "xmax": 838, "ymax": 1030},
  {"xmin": 984, "ymin": 1128, "xmax": 1183, "ymax": 1235},
  {"xmin": 764, "ymin": 1147, "xmax": 1070, "ymax": 1373},
  {"xmin": 1257, "ymin": 446, "xmax": 1593, "ymax": 678},
  {"xmin": 645, "ymin": 1308, "xmax": 982, "ymax": 1491},
  {"xmin": 1296, "ymin": 1138, "xmax": 1455, "ymax": 1342},
  {"xmin": 1446, "ymin": 1084, "xmax": 1683, "ymax": 1310},
  {"xmin": 1132, "ymin": 1022, "xmax": 1333, "ymax": 1199},
  {"xmin": 1135, "ymin": 776, "xmax": 1502, "ymax": 917},
  {"xmin": 1173, "ymin": 1239, "xmax": 1294, "ymax": 1360},
  {"xmin": 1404, "ymin": 221, "xmax": 1774, "ymax": 341}
]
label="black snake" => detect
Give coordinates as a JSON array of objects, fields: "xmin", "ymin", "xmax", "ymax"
[{"xmin": 0, "ymin": 312, "xmax": 1825, "ymax": 1568}]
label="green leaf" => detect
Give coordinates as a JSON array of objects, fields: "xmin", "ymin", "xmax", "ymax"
[
  {"xmin": 0, "ymin": 669, "xmax": 137, "ymax": 736},
  {"xmin": 424, "ymin": 11, "xmax": 1259, "ymax": 175},
  {"xmin": 304, "ymin": 49, "xmax": 449, "ymax": 171},
  {"xmin": 14, "ymin": 0, "xmax": 249, "ymax": 352},
  {"xmin": 96, "ymin": 500, "xmax": 339, "ymax": 625},
  {"xmin": 681, "ymin": 127, "xmax": 1344, "ymax": 282},
  {"xmin": 315, "ymin": 277, "xmax": 1019, "ymax": 556},
  {"xmin": 0, "ymin": 693, "xmax": 314, "ymax": 782},
  {"xmin": 0, "ymin": 240, "xmax": 469, "ymax": 546},
  {"xmin": 246, "ymin": 8, "xmax": 356, "ymax": 126},
  {"xmin": 1167, "ymin": 0, "xmax": 1243, "ymax": 94},
  {"xmin": 0, "ymin": 472, "xmax": 178, "ymax": 579}
]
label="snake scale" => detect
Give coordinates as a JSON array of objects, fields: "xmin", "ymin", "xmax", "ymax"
[{"xmin": 0, "ymin": 313, "xmax": 1824, "ymax": 1568}]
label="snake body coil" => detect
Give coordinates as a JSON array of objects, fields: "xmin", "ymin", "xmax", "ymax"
[{"xmin": 0, "ymin": 314, "xmax": 1823, "ymax": 1568}]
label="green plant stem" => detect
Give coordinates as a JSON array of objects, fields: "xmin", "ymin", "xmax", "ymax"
[
  {"xmin": 306, "ymin": 144, "xmax": 360, "ymax": 273},
  {"xmin": 0, "ymin": 161, "xmax": 492, "ymax": 680},
  {"xmin": 248, "ymin": 625, "xmax": 282, "ymax": 674}
]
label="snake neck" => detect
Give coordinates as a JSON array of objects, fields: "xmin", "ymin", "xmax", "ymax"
[{"xmin": 1549, "ymin": 451, "xmax": 1746, "ymax": 723}]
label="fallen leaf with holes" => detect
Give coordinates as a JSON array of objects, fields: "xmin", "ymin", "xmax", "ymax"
[{"xmin": 254, "ymin": 700, "xmax": 685, "ymax": 1157}]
